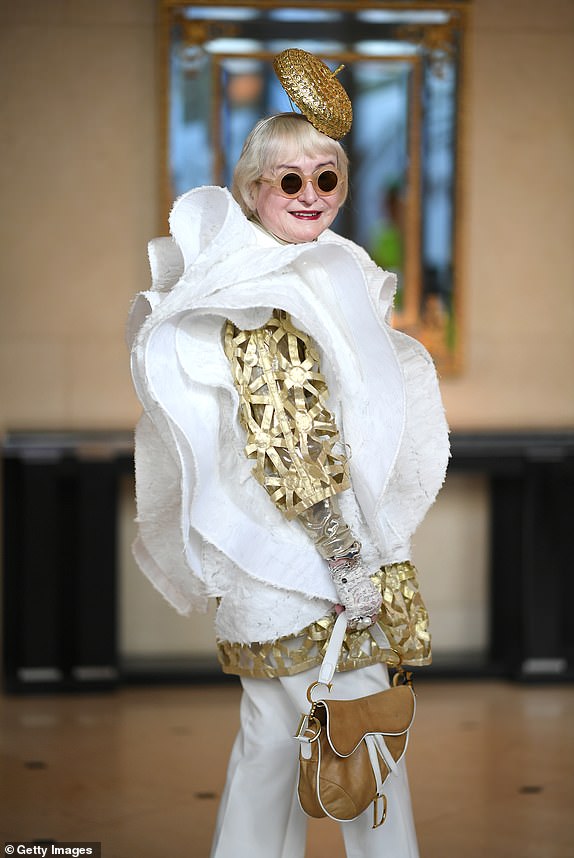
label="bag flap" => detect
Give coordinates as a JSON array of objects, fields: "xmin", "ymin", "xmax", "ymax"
[{"xmin": 320, "ymin": 685, "xmax": 415, "ymax": 757}]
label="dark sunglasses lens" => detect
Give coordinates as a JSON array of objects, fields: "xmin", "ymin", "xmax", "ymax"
[
  {"xmin": 317, "ymin": 170, "xmax": 339, "ymax": 193},
  {"xmin": 280, "ymin": 173, "xmax": 303, "ymax": 195}
]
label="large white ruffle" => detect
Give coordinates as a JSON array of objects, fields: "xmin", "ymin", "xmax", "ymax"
[{"xmin": 128, "ymin": 186, "xmax": 449, "ymax": 634}]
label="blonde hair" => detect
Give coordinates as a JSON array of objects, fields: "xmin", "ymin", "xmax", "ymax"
[{"xmin": 231, "ymin": 113, "xmax": 349, "ymax": 217}]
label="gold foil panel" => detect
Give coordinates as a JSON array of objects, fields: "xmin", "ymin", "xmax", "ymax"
[
  {"xmin": 225, "ymin": 311, "xmax": 350, "ymax": 518},
  {"xmin": 217, "ymin": 561, "xmax": 431, "ymax": 679}
]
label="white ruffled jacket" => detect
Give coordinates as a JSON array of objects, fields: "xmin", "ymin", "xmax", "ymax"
[{"xmin": 128, "ymin": 186, "xmax": 449, "ymax": 644}]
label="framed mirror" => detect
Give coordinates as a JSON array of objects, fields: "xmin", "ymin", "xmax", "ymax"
[{"xmin": 160, "ymin": 1, "xmax": 469, "ymax": 373}]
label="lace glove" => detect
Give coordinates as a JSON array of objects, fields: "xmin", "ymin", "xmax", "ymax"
[
  {"xmin": 328, "ymin": 553, "xmax": 383, "ymax": 631},
  {"xmin": 298, "ymin": 497, "xmax": 382, "ymax": 631}
]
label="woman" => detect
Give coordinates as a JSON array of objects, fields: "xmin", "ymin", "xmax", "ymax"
[{"xmin": 128, "ymin": 53, "xmax": 448, "ymax": 858}]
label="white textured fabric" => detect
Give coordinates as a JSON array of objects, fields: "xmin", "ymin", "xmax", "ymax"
[{"xmin": 128, "ymin": 186, "xmax": 449, "ymax": 643}]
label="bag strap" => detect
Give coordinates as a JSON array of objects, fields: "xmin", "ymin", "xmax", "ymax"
[
  {"xmin": 317, "ymin": 612, "xmax": 394, "ymax": 686},
  {"xmin": 317, "ymin": 611, "xmax": 348, "ymax": 685}
]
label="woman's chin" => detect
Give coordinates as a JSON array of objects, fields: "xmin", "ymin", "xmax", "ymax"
[{"xmin": 280, "ymin": 213, "xmax": 330, "ymax": 243}]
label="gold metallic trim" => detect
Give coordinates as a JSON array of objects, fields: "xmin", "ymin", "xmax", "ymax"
[{"xmin": 216, "ymin": 561, "xmax": 431, "ymax": 679}]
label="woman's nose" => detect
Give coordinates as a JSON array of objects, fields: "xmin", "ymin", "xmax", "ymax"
[{"xmin": 298, "ymin": 178, "xmax": 319, "ymax": 203}]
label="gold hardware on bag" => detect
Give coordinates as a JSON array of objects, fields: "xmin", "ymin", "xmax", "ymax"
[
  {"xmin": 306, "ymin": 680, "xmax": 332, "ymax": 703},
  {"xmin": 294, "ymin": 713, "xmax": 321, "ymax": 742},
  {"xmin": 294, "ymin": 713, "xmax": 307, "ymax": 739},
  {"xmin": 373, "ymin": 794, "xmax": 388, "ymax": 829},
  {"xmin": 392, "ymin": 668, "xmax": 414, "ymax": 688}
]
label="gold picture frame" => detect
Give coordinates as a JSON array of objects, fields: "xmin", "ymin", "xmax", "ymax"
[{"xmin": 158, "ymin": 1, "xmax": 469, "ymax": 374}]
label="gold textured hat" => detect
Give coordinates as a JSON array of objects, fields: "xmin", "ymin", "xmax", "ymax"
[{"xmin": 272, "ymin": 48, "xmax": 352, "ymax": 140}]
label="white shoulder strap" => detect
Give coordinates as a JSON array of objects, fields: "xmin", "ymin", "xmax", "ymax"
[
  {"xmin": 317, "ymin": 612, "xmax": 393, "ymax": 686},
  {"xmin": 318, "ymin": 611, "xmax": 348, "ymax": 685}
]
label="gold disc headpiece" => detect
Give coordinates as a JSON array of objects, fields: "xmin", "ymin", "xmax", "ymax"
[{"xmin": 272, "ymin": 48, "xmax": 352, "ymax": 140}]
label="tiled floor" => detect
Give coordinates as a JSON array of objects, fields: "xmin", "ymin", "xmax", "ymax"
[{"xmin": 1, "ymin": 680, "xmax": 573, "ymax": 857}]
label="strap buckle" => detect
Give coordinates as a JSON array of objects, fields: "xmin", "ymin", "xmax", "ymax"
[
  {"xmin": 373, "ymin": 794, "xmax": 388, "ymax": 829},
  {"xmin": 294, "ymin": 713, "xmax": 321, "ymax": 743}
]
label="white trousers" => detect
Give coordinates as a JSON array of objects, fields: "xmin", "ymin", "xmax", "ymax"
[{"xmin": 210, "ymin": 661, "xmax": 420, "ymax": 858}]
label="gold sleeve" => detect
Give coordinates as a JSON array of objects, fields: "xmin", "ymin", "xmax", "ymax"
[{"xmin": 224, "ymin": 310, "xmax": 351, "ymax": 519}]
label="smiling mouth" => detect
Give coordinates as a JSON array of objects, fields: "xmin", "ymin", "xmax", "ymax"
[{"xmin": 290, "ymin": 211, "xmax": 321, "ymax": 220}]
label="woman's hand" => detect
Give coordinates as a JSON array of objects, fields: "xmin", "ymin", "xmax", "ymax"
[{"xmin": 328, "ymin": 556, "xmax": 382, "ymax": 630}]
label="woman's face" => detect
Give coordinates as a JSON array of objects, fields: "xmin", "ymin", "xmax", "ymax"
[{"xmin": 252, "ymin": 152, "xmax": 344, "ymax": 244}]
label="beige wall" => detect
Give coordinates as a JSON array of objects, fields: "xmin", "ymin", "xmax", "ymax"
[
  {"xmin": 443, "ymin": 0, "xmax": 574, "ymax": 428},
  {"xmin": 1, "ymin": 0, "xmax": 573, "ymax": 431},
  {"xmin": 1, "ymin": 1, "xmax": 573, "ymax": 660},
  {"xmin": 0, "ymin": 0, "xmax": 157, "ymax": 430}
]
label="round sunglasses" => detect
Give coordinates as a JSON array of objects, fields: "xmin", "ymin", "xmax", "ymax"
[{"xmin": 259, "ymin": 167, "xmax": 343, "ymax": 198}]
